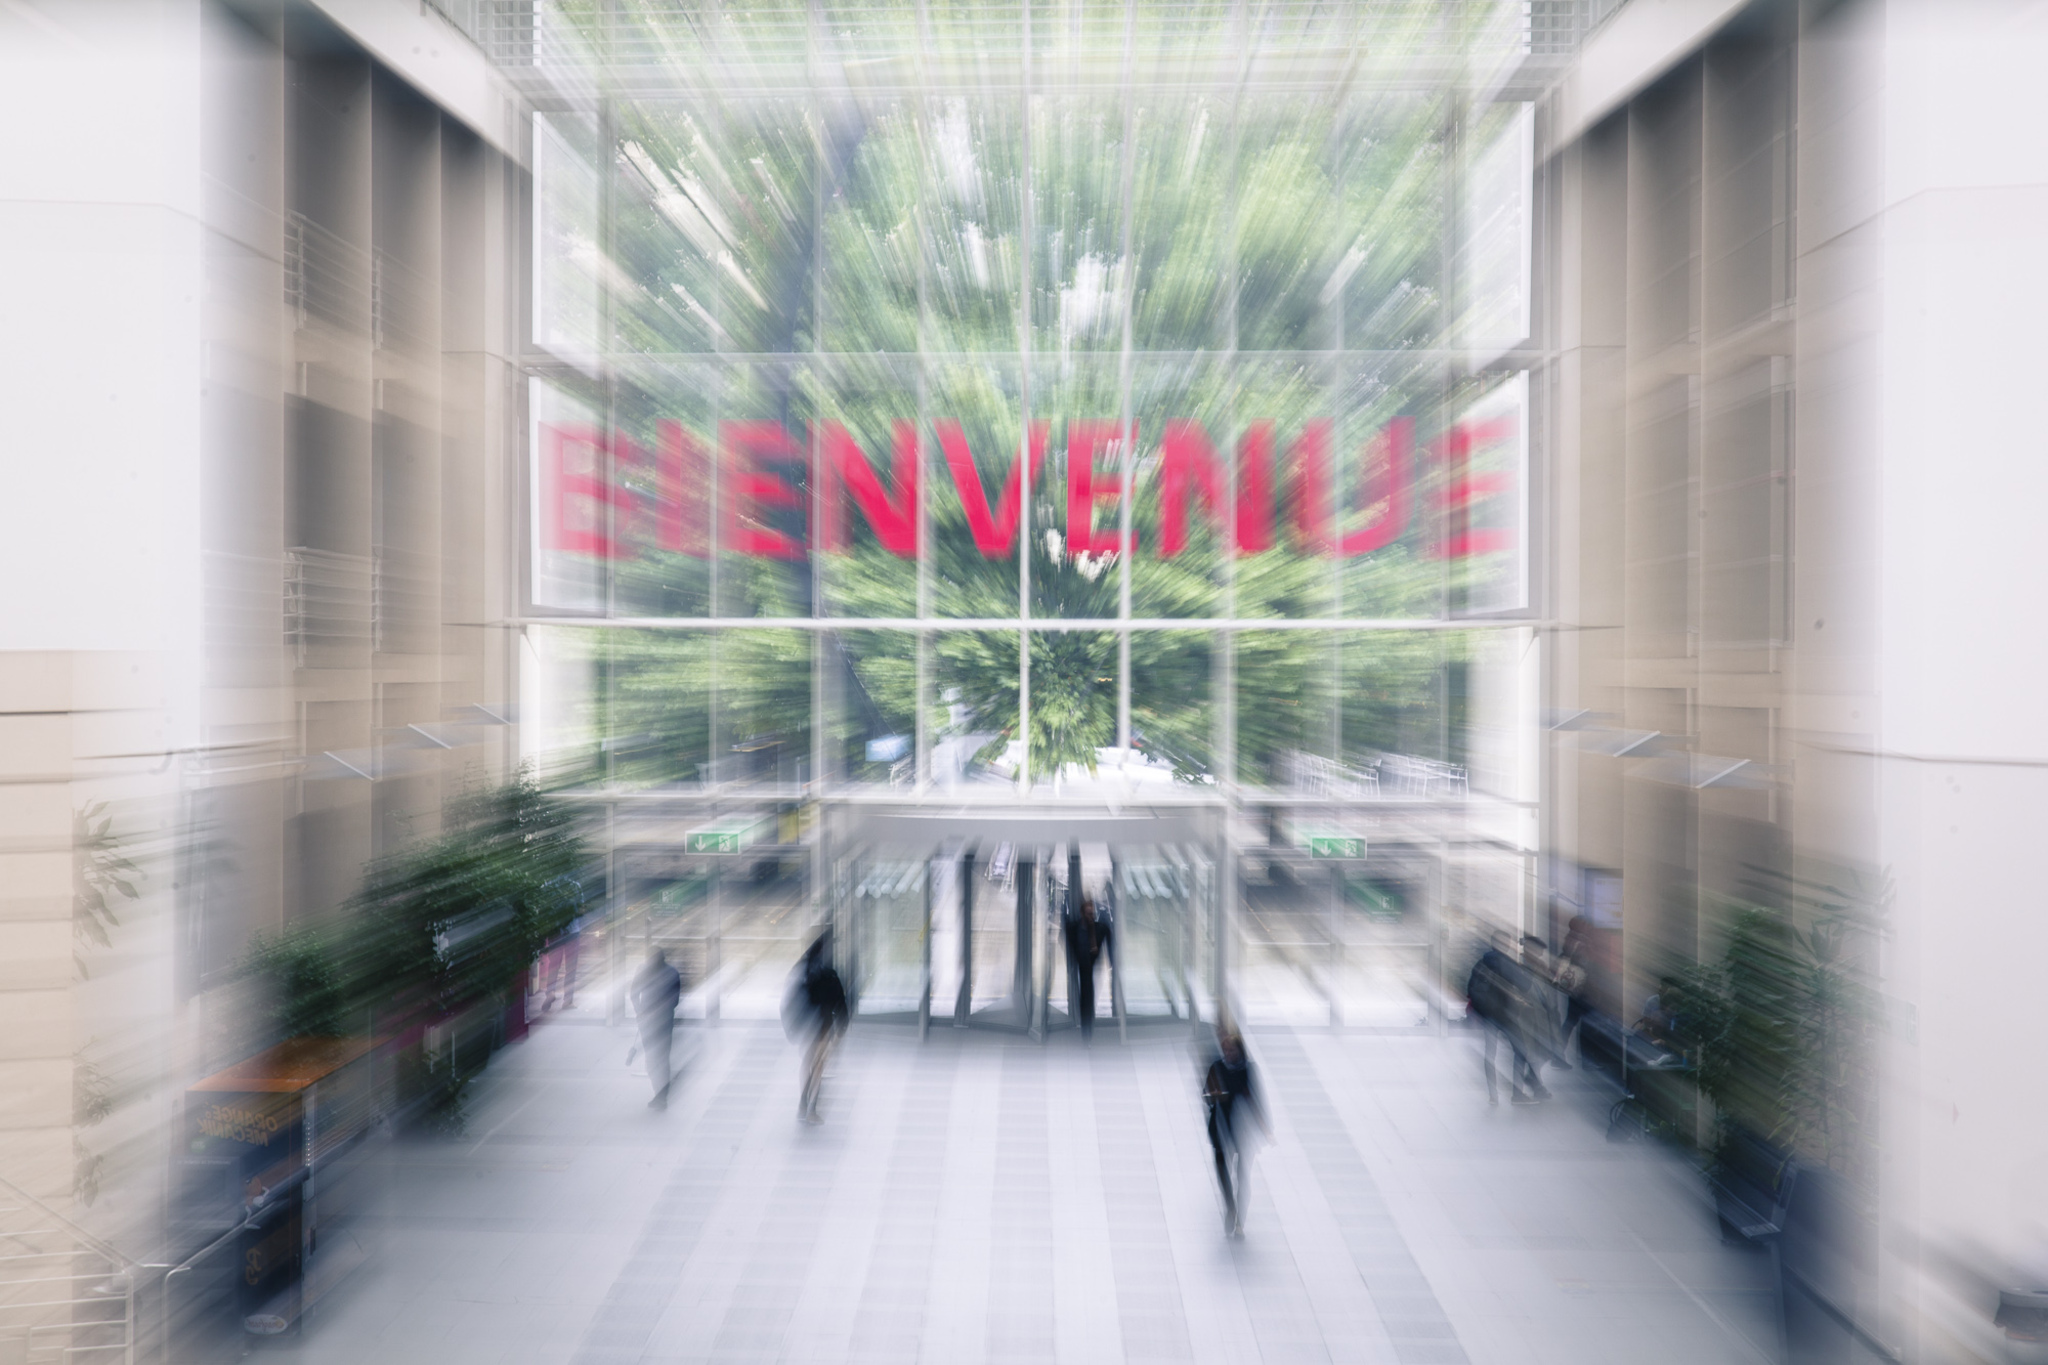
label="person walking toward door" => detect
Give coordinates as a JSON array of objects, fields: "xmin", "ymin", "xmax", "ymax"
[
  {"xmin": 633, "ymin": 947, "xmax": 683, "ymax": 1110},
  {"xmin": 1068, "ymin": 897, "xmax": 1106, "ymax": 1042}
]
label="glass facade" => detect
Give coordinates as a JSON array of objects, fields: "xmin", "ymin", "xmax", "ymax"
[
  {"xmin": 525, "ymin": 3, "xmax": 1536, "ymax": 800},
  {"xmin": 519, "ymin": 1, "xmax": 1542, "ymax": 1030}
]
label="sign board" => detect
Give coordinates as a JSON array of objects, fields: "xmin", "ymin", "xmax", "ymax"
[
  {"xmin": 1304, "ymin": 832, "xmax": 1366, "ymax": 860},
  {"xmin": 532, "ymin": 414, "xmax": 1519, "ymax": 574},
  {"xmin": 684, "ymin": 816, "xmax": 769, "ymax": 854}
]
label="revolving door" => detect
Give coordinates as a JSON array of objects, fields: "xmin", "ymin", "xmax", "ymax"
[{"xmin": 827, "ymin": 806, "xmax": 1222, "ymax": 1038}]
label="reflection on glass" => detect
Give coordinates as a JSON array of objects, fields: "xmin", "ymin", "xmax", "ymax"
[
  {"xmin": 535, "ymin": 112, "xmax": 602, "ymax": 360},
  {"xmin": 1333, "ymin": 358, "xmax": 1440, "ymax": 620},
  {"xmin": 1235, "ymin": 97, "xmax": 1339, "ymax": 353},
  {"xmin": 1338, "ymin": 92, "xmax": 1445, "ymax": 352},
  {"xmin": 822, "ymin": 96, "xmax": 920, "ymax": 355},
  {"xmin": 1234, "ymin": 358, "xmax": 1338, "ymax": 621},
  {"xmin": 1129, "ymin": 357, "xmax": 1226, "ymax": 619},
  {"xmin": 826, "ymin": 630, "xmax": 918, "ymax": 787},
  {"xmin": 611, "ymin": 363, "xmax": 714, "ymax": 618},
  {"xmin": 614, "ymin": 99, "xmax": 817, "ymax": 357}
]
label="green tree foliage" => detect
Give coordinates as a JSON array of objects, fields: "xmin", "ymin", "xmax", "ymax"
[
  {"xmin": 234, "ymin": 774, "xmax": 591, "ymax": 1048},
  {"xmin": 345, "ymin": 774, "xmax": 592, "ymax": 1029},
  {"xmin": 237, "ymin": 927, "xmax": 351, "ymax": 1042}
]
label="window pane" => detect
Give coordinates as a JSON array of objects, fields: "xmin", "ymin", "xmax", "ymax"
[
  {"xmin": 1129, "ymin": 92, "xmax": 1227, "ymax": 352},
  {"xmin": 1129, "ymin": 630, "xmax": 1214, "ymax": 782},
  {"xmin": 1235, "ymin": 95, "xmax": 1340, "ymax": 353},
  {"xmin": 1031, "ymin": 93, "xmax": 1126, "ymax": 357},
  {"xmin": 1334, "ymin": 356, "xmax": 1445, "ymax": 620},
  {"xmin": 928, "ymin": 358, "xmax": 1027, "ymax": 617},
  {"xmin": 931, "ymin": 629, "xmax": 1021, "ymax": 790},
  {"xmin": 715, "ymin": 360, "xmax": 814, "ymax": 618},
  {"xmin": 610, "ymin": 361, "xmax": 714, "ymax": 618},
  {"xmin": 1032, "ymin": 355, "xmax": 1127, "ymax": 619},
  {"xmin": 826, "ymin": 629, "xmax": 919, "ymax": 787},
  {"xmin": 1338, "ymin": 91, "xmax": 1446, "ymax": 352},
  {"xmin": 604, "ymin": 628, "xmax": 713, "ymax": 787},
  {"xmin": 1025, "ymin": 628, "xmax": 1118, "ymax": 791},
  {"xmin": 1234, "ymin": 628, "xmax": 1336, "ymax": 789},
  {"xmin": 923, "ymin": 95, "xmax": 1024, "ymax": 354},
  {"xmin": 822, "ymin": 95, "xmax": 921, "ymax": 355},
  {"xmin": 809, "ymin": 354, "xmax": 920, "ymax": 619},
  {"xmin": 713, "ymin": 628, "xmax": 813, "ymax": 787}
]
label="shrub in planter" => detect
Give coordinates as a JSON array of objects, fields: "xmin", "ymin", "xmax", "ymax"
[
  {"xmin": 1667, "ymin": 869, "xmax": 1884, "ymax": 1283},
  {"xmin": 235, "ymin": 772, "xmax": 591, "ymax": 1134}
]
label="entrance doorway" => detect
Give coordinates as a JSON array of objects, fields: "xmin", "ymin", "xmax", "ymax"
[{"xmin": 827, "ymin": 806, "xmax": 1222, "ymax": 1039}]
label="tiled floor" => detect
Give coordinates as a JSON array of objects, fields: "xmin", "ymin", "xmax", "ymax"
[{"xmin": 244, "ymin": 1011, "xmax": 1779, "ymax": 1364}]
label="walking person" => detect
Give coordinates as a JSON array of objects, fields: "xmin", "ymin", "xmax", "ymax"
[
  {"xmin": 791, "ymin": 932, "xmax": 849, "ymax": 1124},
  {"xmin": 633, "ymin": 947, "xmax": 683, "ymax": 1110},
  {"xmin": 1201, "ymin": 1023, "xmax": 1262, "ymax": 1236},
  {"xmin": 1068, "ymin": 897, "xmax": 1105, "ymax": 1042},
  {"xmin": 1466, "ymin": 940, "xmax": 1565, "ymax": 1104}
]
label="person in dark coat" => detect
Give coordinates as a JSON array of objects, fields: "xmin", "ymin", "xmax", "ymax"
[
  {"xmin": 1201, "ymin": 1023, "xmax": 1262, "ymax": 1236},
  {"xmin": 1466, "ymin": 943, "xmax": 1564, "ymax": 1104},
  {"xmin": 633, "ymin": 948, "xmax": 683, "ymax": 1110},
  {"xmin": 1067, "ymin": 897, "xmax": 1106, "ymax": 1041},
  {"xmin": 797, "ymin": 932, "xmax": 849, "ymax": 1123}
]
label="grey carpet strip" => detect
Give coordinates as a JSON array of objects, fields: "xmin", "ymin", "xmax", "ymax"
[
  {"xmin": 1091, "ymin": 1048, "xmax": 1194, "ymax": 1364},
  {"xmin": 847, "ymin": 1044, "xmax": 959, "ymax": 1361},
  {"xmin": 570, "ymin": 1029, "xmax": 786, "ymax": 1365},
  {"xmin": 988, "ymin": 1047, "xmax": 1054, "ymax": 1362},
  {"xmin": 1254, "ymin": 1030, "xmax": 1470, "ymax": 1365}
]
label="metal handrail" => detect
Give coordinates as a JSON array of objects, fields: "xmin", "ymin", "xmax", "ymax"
[
  {"xmin": 0, "ymin": 1177, "xmax": 139, "ymax": 1272},
  {"xmin": 0, "ymin": 1174, "xmax": 144, "ymax": 1365}
]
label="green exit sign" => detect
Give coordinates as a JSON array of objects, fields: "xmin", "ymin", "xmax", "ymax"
[
  {"xmin": 684, "ymin": 816, "xmax": 767, "ymax": 854},
  {"xmin": 1308, "ymin": 834, "xmax": 1365, "ymax": 860}
]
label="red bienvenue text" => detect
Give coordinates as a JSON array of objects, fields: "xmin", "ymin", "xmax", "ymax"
[{"xmin": 541, "ymin": 417, "xmax": 1513, "ymax": 561}]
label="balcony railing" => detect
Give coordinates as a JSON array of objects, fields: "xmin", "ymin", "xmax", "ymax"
[{"xmin": 284, "ymin": 547, "xmax": 372, "ymax": 669}]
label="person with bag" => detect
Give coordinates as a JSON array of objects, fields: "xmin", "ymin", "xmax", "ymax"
[
  {"xmin": 791, "ymin": 931, "xmax": 849, "ymax": 1124},
  {"xmin": 1201, "ymin": 1022, "xmax": 1262, "ymax": 1236},
  {"xmin": 632, "ymin": 947, "xmax": 683, "ymax": 1110}
]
